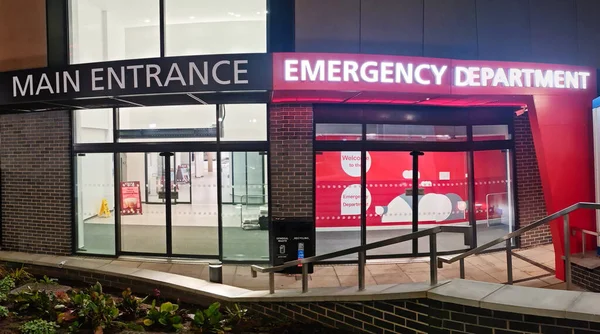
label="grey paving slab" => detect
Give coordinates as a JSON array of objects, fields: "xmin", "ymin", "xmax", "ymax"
[
  {"xmin": 0, "ymin": 252, "xmax": 46, "ymax": 264},
  {"xmin": 428, "ymin": 279, "xmax": 503, "ymax": 307},
  {"xmin": 61, "ymin": 258, "xmax": 112, "ymax": 270},
  {"xmin": 96, "ymin": 263, "xmax": 143, "ymax": 276},
  {"xmin": 481, "ymin": 285, "xmax": 583, "ymax": 318},
  {"xmin": 566, "ymin": 292, "xmax": 600, "ymax": 322},
  {"xmin": 382, "ymin": 281, "xmax": 449, "ymax": 300}
]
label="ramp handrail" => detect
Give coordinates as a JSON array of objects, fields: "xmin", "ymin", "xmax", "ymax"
[
  {"xmin": 251, "ymin": 225, "xmax": 471, "ymax": 294},
  {"xmin": 439, "ymin": 202, "xmax": 600, "ymax": 290},
  {"xmin": 251, "ymin": 202, "xmax": 600, "ymax": 294}
]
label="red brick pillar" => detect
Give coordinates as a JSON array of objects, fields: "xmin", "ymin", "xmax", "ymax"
[
  {"xmin": 269, "ymin": 104, "xmax": 314, "ymax": 218},
  {"xmin": 514, "ymin": 112, "xmax": 549, "ymax": 247}
]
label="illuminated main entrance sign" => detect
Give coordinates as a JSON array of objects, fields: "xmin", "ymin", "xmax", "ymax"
[{"xmin": 282, "ymin": 58, "xmax": 591, "ymax": 91}]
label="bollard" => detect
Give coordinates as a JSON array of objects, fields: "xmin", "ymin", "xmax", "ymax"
[{"xmin": 209, "ymin": 262, "xmax": 223, "ymax": 284}]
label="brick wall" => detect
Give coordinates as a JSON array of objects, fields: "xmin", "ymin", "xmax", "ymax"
[
  {"xmin": 0, "ymin": 111, "xmax": 72, "ymax": 254},
  {"xmin": 572, "ymin": 263, "xmax": 600, "ymax": 292},
  {"xmin": 514, "ymin": 112, "xmax": 550, "ymax": 248},
  {"xmin": 247, "ymin": 299, "xmax": 600, "ymax": 334},
  {"xmin": 269, "ymin": 104, "xmax": 313, "ymax": 218}
]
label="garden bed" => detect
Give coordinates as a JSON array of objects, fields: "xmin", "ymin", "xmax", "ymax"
[{"xmin": 0, "ymin": 266, "xmax": 351, "ymax": 334}]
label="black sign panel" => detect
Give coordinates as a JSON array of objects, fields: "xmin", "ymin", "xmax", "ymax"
[
  {"xmin": 0, "ymin": 53, "xmax": 272, "ymax": 106},
  {"xmin": 271, "ymin": 217, "xmax": 314, "ymax": 275}
]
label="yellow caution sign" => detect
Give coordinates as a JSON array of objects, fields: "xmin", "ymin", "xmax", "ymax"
[{"xmin": 98, "ymin": 199, "xmax": 111, "ymax": 218}]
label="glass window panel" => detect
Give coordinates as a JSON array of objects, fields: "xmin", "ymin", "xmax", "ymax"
[
  {"xmin": 366, "ymin": 124, "xmax": 467, "ymax": 142},
  {"xmin": 473, "ymin": 125, "xmax": 511, "ymax": 141},
  {"xmin": 366, "ymin": 151, "xmax": 470, "ymax": 256},
  {"xmin": 172, "ymin": 151, "xmax": 219, "ymax": 255},
  {"xmin": 74, "ymin": 109, "xmax": 113, "ymax": 143},
  {"xmin": 118, "ymin": 105, "xmax": 216, "ymax": 142},
  {"xmin": 220, "ymin": 104, "xmax": 266, "ymax": 141},
  {"xmin": 474, "ymin": 149, "xmax": 515, "ymax": 249},
  {"xmin": 221, "ymin": 152, "xmax": 269, "ymax": 261},
  {"xmin": 75, "ymin": 153, "xmax": 115, "ymax": 255},
  {"xmin": 120, "ymin": 152, "xmax": 167, "ymax": 254},
  {"xmin": 315, "ymin": 123, "xmax": 362, "ymax": 141},
  {"xmin": 69, "ymin": 0, "xmax": 160, "ymax": 64},
  {"xmin": 165, "ymin": 0, "xmax": 266, "ymax": 56},
  {"xmin": 315, "ymin": 151, "xmax": 361, "ymax": 260}
]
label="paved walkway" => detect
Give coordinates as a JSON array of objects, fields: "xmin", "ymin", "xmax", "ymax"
[{"xmin": 104, "ymin": 244, "xmax": 563, "ymax": 291}]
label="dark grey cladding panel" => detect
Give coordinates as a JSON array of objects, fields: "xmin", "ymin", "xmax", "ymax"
[
  {"xmin": 360, "ymin": 0, "xmax": 424, "ymax": 56},
  {"xmin": 295, "ymin": 0, "xmax": 360, "ymax": 53},
  {"xmin": 529, "ymin": 0, "xmax": 578, "ymax": 65},
  {"xmin": 423, "ymin": 0, "xmax": 478, "ymax": 59},
  {"xmin": 576, "ymin": 0, "xmax": 600, "ymax": 68},
  {"xmin": 475, "ymin": 0, "xmax": 532, "ymax": 62}
]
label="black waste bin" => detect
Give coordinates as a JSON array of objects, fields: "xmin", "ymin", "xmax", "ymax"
[{"xmin": 270, "ymin": 217, "xmax": 314, "ymax": 274}]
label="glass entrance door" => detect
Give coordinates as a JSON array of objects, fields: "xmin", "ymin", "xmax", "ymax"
[
  {"xmin": 120, "ymin": 151, "xmax": 218, "ymax": 257},
  {"xmin": 366, "ymin": 150, "xmax": 471, "ymax": 256}
]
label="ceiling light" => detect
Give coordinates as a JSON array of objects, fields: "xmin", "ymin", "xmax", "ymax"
[
  {"xmin": 144, "ymin": 19, "xmax": 150, "ymax": 23},
  {"xmin": 256, "ymin": 11, "xmax": 261, "ymax": 14},
  {"xmin": 189, "ymin": 16, "xmax": 195, "ymax": 19},
  {"xmin": 149, "ymin": 123, "xmax": 156, "ymax": 128}
]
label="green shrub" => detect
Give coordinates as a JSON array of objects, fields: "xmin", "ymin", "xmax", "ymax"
[
  {"xmin": 192, "ymin": 302, "xmax": 230, "ymax": 333},
  {"xmin": 68, "ymin": 282, "xmax": 119, "ymax": 333},
  {"xmin": 10, "ymin": 266, "xmax": 34, "ymax": 286},
  {"xmin": 144, "ymin": 300, "xmax": 183, "ymax": 331},
  {"xmin": 0, "ymin": 305, "xmax": 9, "ymax": 318},
  {"xmin": 0, "ymin": 276, "xmax": 15, "ymax": 302},
  {"xmin": 12, "ymin": 287, "xmax": 58, "ymax": 320},
  {"xmin": 119, "ymin": 287, "xmax": 147, "ymax": 319},
  {"xmin": 19, "ymin": 319, "xmax": 58, "ymax": 334}
]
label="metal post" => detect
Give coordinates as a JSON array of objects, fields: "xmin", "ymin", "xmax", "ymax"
[
  {"xmin": 564, "ymin": 215, "xmax": 572, "ymax": 290},
  {"xmin": 582, "ymin": 231, "xmax": 586, "ymax": 258},
  {"xmin": 459, "ymin": 259, "xmax": 465, "ymax": 279},
  {"xmin": 269, "ymin": 272, "xmax": 275, "ymax": 294},
  {"xmin": 506, "ymin": 239, "xmax": 513, "ymax": 285},
  {"xmin": 429, "ymin": 234, "xmax": 438, "ymax": 285},
  {"xmin": 410, "ymin": 151, "xmax": 424, "ymax": 254},
  {"xmin": 358, "ymin": 250, "xmax": 366, "ymax": 291},
  {"xmin": 302, "ymin": 265, "xmax": 309, "ymax": 293}
]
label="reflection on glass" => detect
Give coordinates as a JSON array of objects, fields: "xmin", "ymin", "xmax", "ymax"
[
  {"xmin": 69, "ymin": 0, "xmax": 160, "ymax": 63},
  {"xmin": 172, "ymin": 152, "xmax": 219, "ymax": 255},
  {"xmin": 365, "ymin": 151, "xmax": 470, "ymax": 255},
  {"xmin": 165, "ymin": 0, "xmax": 266, "ymax": 56},
  {"xmin": 315, "ymin": 123, "xmax": 362, "ymax": 141},
  {"xmin": 366, "ymin": 124, "xmax": 467, "ymax": 142},
  {"xmin": 220, "ymin": 104, "xmax": 267, "ymax": 141},
  {"xmin": 221, "ymin": 152, "xmax": 269, "ymax": 261},
  {"xmin": 74, "ymin": 109, "xmax": 113, "ymax": 143},
  {"xmin": 120, "ymin": 152, "xmax": 166, "ymax": 254},
  {"xmin": 118, "ymin": 105, "xmax": 217, "ymax": 142},
  {"xmin": 75, "ymin": 153, "xmax": 116, "ymax": 255},
  {"xmin": 474, "ymin": 150, "xmax": 514, "ymax": 248},
  {"xmin": 473, "ymin": 125, "xmax": 511, "ymax": 141}
]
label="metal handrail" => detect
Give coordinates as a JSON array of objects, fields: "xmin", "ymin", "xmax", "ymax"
[
  {"xmin": 439, "ymin": 202, "xmax": 600, "ymax": 289},
  {"xmin": 250, "ymin": 202, "xmax": 600, "ymax": 295},
  {"xmin": 251, "ymin": 225, "xmax": 471, "ymax": 294}
]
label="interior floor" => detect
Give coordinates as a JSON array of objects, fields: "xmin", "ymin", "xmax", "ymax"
[{"xmin": 80, "ymin": 218, "xmax": 508, "ymax": 261}]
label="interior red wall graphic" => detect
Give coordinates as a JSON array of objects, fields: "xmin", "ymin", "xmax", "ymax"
[{"xmin": 316, "ymin": 150, "xmax": 509, "ymax": 229}]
